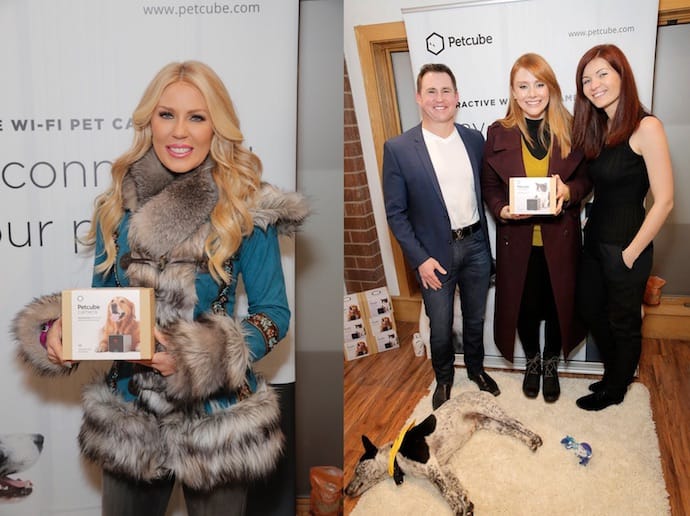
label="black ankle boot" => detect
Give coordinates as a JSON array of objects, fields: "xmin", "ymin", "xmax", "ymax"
[
  {"xmin": 576, "ymin": 390, "xmax": 625, "ymax": 411},
  {"xmin": 522, "ymin": 354, "xmax": 541, "ymax": 398},
  {"xmin": 588, "ymin": 379, "xmax": 606, "ymax": 393},
  {"xmin": 542, "ymin": 356, "xmax": 560, "ymax": 402},
  {"xmin": 432, "ymin": 383, "xmax": 452, "ymax": 410}
]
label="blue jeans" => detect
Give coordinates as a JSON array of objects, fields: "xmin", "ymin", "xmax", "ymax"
[{"xmin": 420, "ymin": 230, "xmax": 491, "ymax": 384}]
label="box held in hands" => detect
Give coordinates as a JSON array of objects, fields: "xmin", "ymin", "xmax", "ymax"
[
  {"xmin": 62, "ymin": 287, "xmax": 155, "ymax": 360},
  {"xmin": 509, "ymin": 176, "xmax": 557, "ymax": 215}
]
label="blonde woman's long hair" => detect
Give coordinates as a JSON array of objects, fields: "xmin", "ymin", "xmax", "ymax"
[
  {"xmin": 85, "ymin": 60, "xmax": 261, "ymax": 283},
  {"xmin": 500, "ymin": 53, "xmax": 573, "ymax": 159}
]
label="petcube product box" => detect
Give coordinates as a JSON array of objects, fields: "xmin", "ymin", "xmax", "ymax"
[
  {"xmin": 61, "ymin": 287, "xmax": 155, "ymax": 360},
  {"xmin": 509, "ymin": 176, "xmax": 557, "ymax": 215},
  {"xmin": 343, "ymin": 286, "xmax": 398, "ymax": 361}
]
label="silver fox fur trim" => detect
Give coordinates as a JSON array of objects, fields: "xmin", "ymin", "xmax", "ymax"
[
  {"xmin": 165, "ymin": 378, "xmax": 284, "ymax": 489},
  {"xmin": 78, "ymin": 376, "xmax": 283, "ymax": 488},
  {"xmin": 11, "ymin": 293, "xmax": 73, "ymax": 376},
  {"xmin": 159, "ymin": 314, "xmax": 250, "ymax": 401},
  {"xmin": 123, "ymin": 150, "xmax": 309, "ymax": 241},
  {"xmin": 125, "ymin": 152, "xmax": 217, "ymax": 267},
  {"xmin": 253, "ymin": 182, "xmax": 311, "ymax": 236},
  {"xmin": 128, "ymin": 369, "xmax": 178, "ymax": 417},
  {"xmin": 79, "ymin": 379, "xmax": 167, "ymax": 481}
]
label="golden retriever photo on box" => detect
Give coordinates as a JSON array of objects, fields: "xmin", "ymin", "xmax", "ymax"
[{"xmin": 97, "ymin": 296, "xmax": 141, "ymax": 352}]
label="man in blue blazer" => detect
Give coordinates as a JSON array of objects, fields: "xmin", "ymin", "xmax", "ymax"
[{"xmin": 383, "ymin": 63, "xmax": 498, "ymax": 409}]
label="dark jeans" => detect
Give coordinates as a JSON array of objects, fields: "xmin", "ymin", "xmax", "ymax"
[
  {"xmin": 517, "ymin": 246, "xmax": 561, "ymax": 359},
  {"xmin": 420, "ymin": 230, "xmax": 491, "ymax": 384},
  {"xmin": 576, "ymin": 241, "xmax": 653, "ymax": 395},
  {"xmin": 102, "ymin": 471, "xmax": 248, "ymax": 516}
]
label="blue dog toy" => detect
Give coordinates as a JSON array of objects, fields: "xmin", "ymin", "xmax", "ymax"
[{"xmin": 561, "ymin": 435, "xmax": 592, "ymax": 466}]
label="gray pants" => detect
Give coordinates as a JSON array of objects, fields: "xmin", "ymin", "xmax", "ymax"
[{"xmin": 102, "ymin": 471, "xmax": 247, "ymax": 516}]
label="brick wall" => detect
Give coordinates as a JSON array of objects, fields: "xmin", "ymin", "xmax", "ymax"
[{"xmin": 343, "ymin": 61, "xmax": 386, "ymax": 294}]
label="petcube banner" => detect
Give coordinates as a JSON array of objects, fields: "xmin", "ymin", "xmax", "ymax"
[
  {"xmin": 0, "ymin": 1, "xmax": 297, "ymax": 514},
  {"xmin": 403, "ymin": 0, "xmax": 659, "ymax": 369}
]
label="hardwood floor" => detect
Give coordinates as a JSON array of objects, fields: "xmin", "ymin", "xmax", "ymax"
[
  {"xmin": 637, "ymin": 336, "xmax": 690, "ymax": 516},
  {"xmin": 343, "ymin": 321, "xmax": 690, "ymax": 515}
]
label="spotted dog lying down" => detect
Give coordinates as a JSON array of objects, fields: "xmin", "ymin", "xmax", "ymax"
[
  {"xmin": 0, "ymin": 433, "xmax": 44, "ymax": 500},
  {"xmin": 345, "ymin": 391, "xmax": 542, "ymax": 515}
]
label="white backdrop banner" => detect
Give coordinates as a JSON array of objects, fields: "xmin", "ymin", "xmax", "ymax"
[
  {"xmin": 0, "ymin": 1, "xmax": 297, "ymax": 514},
  {"xmin": 403, "ymin": 0, "xmax": 659, "ymax": 369}
]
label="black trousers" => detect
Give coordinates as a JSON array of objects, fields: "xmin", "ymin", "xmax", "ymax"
[
  {"xmin": 517, "ymin": 246, "xmax": 561, "ymax": 360},
  {"xmin": 102, "ymin": 471, "xmax": 247, "ymax": 516},
  {"xmin": 576, "ymin": 241, "xmax": 653, "ymax": 395}
]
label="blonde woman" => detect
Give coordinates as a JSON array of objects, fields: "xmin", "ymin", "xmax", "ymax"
[
  {"xmin": 13, "ymin": 61, "xmax": 308, "ymax": 515},
  {"xmin": 482, "ymin": 53, "xmax": 592, "ymax": 402}
]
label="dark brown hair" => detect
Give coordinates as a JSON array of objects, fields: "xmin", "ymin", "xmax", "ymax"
[
  {"xmin": 416, "ymin": 63, "xmax": 457, "ymax": 93},
  {"xmin": 572, "ymin": 44, "xmax": 647, "ymax": 159}
]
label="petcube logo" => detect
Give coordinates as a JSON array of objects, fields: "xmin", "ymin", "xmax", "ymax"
[
  {"xmin": 425, "ymin": 31, "xmax": 495, "ymax": 55},
  {"xmin": 426, "ymin": 32, "xmax": 445, "ymax": 55}
]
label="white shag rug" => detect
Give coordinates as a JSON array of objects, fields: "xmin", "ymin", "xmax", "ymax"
[{"xmin": 349, "ymin": 371, "xmax": 670, "ymax": 516}]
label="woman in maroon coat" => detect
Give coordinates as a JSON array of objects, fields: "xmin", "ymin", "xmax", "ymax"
[{"xmin": 482, "ymin": 53, "xmax": 592, "ymax": 402}]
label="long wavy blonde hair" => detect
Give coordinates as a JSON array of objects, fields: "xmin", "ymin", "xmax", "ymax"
[
  {"xmin": 85, "ymin": 60, "xmax": 261, "ymax": 283},
  {"xmin": 500, "ymin": 53, "xmax": 573, "ymax": 159}
]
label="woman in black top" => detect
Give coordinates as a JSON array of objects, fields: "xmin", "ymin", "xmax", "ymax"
[{"xmin": 572, "ymin": 44, "xmax": 674, "ymax": 411}]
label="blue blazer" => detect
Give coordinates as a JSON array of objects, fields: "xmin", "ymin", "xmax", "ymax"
[{"xmin": 383, "ymin": 122, "xmax": 490, "ymax": 275}]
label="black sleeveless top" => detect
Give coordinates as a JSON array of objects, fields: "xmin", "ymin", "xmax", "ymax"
[{"xmin": 584, "ymin": 134, "xmax": 650, "ymax": 247}]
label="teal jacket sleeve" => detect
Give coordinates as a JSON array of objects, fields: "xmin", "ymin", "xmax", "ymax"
[{"xmin": 236, "ymin": 224, "xmax": 290, "ymax": 360}]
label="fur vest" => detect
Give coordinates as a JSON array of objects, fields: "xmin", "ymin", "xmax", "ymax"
[{"xmin": 12, "ymin": 150, "xmax": 309, "ymax": 489}]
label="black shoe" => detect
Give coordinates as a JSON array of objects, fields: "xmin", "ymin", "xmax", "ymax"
[
  {"xmin": 542, "ymin": 356, "xmax": 560, "ymax": 403},
  {"xmin": 432, "ymin": 383, "xmax": 452, "ymax": 410},
  {"xmin": 588, "ymin": 379, "xmax": 606, "ymax": 393},
  {"xmin": 468, "ymin": 371, "xmax": 500, "ymax": 396},
  {"xmin": 522, "ymin": 354, "xmax": 541, "ymax": 398},
  {"xmin": 576, "ymin": 390, "xmax": 624, "ymax": 411}
]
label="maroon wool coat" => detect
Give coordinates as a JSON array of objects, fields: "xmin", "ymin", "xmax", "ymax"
[{"xmin": 481, "ymin": 122, "xmax": 592, "ymax": 361}]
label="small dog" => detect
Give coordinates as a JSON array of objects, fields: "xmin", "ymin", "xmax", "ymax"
[
  {"xmin": 348, "ymin": 305, "xmax": 362, "ymax": 321},
  {"xmin": 380, "ymin": 316, "xmax": 393, "ymax": 332},
  {"xmin": 345, "ymin": 391, "xmax": 542, "ymax": 515},
  {"xmin": 0, "ymin": 433, "xmax": 44, "ymax": 500},
  {"xmin": 97, "ymin": 296, "xmax": 141, "ymax": 352}
]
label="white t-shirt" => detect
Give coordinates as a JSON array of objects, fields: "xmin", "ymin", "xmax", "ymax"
[{"xmin": 422, "ymin": 127, "xmax": 479, "ymax": 229}]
